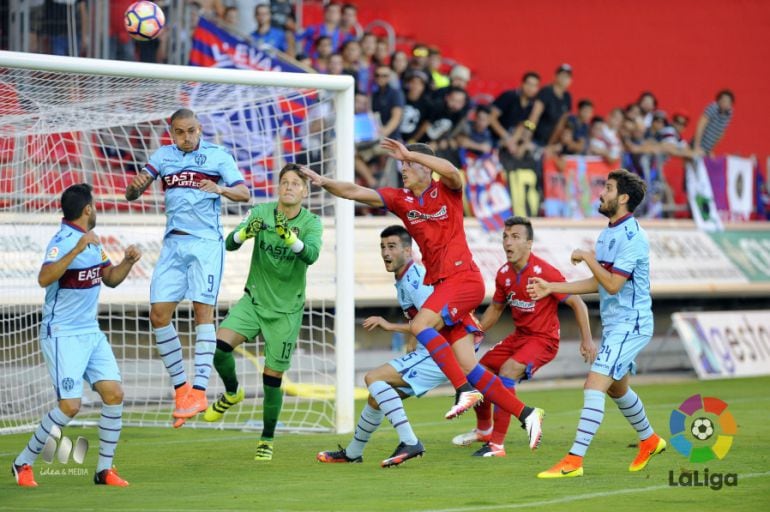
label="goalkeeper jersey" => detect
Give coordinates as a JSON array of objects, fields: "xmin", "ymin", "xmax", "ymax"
[{"xmin": 226, "ymin": 202, "xmax": 322, "ymax": 314}]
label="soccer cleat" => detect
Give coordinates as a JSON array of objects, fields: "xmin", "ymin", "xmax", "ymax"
[
  {"xmin": 381, "ymin": 440, "xmax": 425, "ymax": 468},
  {"xmin": 316, "ymin": 445, "xmax": 363, "ymax": 464},
  {"xmin": 523, "ymin": 407, "xmax": 545, "ymax": 450},
  {"xmin": 255, "ymin": 440, "xmax": 273, "ymax": 461},
  {"xmin": 173, "ymin": 388, "xmax": 208, "ymax": 419},
  {"xmin": 445, "ymin": 390, "xmax": 483, "ymax": 420},
  {"xmin": 629, "ymin": 433, "xmax": 667, "ymax": 472},
  {"xmin": 11, "ymin": 463, "xmax": 37, "ymax": 487},
  {"xmin": 452, "ymin": 428, "xmax": 492, "ymax": 446},
  {"xmin": 94, "ymin": 468, "xmax": 129, "ymax": 487},
  {"xmin": 537, "ymin": 454, "xmax": 584, "ymax": 479},
  {"xmin": 204, "ymin": 388, "xmax": 245, "ymax": 422},
  {"xmin": 472, "ymin": 442, "xmax": 506, "ymax": 457}
]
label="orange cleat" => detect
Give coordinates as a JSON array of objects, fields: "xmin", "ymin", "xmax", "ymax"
[
  {"xmin": 94, "ymin": 468, "xmax": 129, "ymax": 487},
  {"xmin": 629, "ymin": 433, "xmax": 666, "ymax": 472},
  {"xmin": 173, "ymin": 388, "xmax": 208, "ymax": 419},
  {"xmin": 11, "ymin": 463, "xmax": 38, "ymax": 487},
  {"xmin": 537, "ymin": 454, "xmax": 584, "ymax": 479}
]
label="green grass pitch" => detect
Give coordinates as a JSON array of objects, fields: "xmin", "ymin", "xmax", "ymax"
[{"xmin": 2, "ymin": 376, "xmax": 768, "ymax": 511}]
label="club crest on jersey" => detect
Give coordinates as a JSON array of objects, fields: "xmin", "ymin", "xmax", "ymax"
[
  {"xmin": 61, "ymin": 377, "xmax": 75, "ymax": 391},
  {"xmin": 195, "ymin": 153, "xmax": 207, "ymax": 166},
  {"xmin": 406, "ymin": 205, "xmax": 447, "ymax": 222},
  {"xmin": 430, "ymin": 188, "xmax": 438, "ymax": 199},
  {"xmin": 533, "ymin": 265, "xmax": 542, "ymax": 275},
  {"xmin": 500, "ymin": 264, "xmax": 509, "ymax": 274}
]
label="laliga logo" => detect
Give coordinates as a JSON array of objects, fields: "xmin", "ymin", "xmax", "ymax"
[{"xmin": 668, "ymin": 394, "xmax": 738, "ymax": 490}]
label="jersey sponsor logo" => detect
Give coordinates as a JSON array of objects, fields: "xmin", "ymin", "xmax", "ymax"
[
  {"xmin": 505, "ymin": 278, "xmax": 511, "ymax": 287},
  {"xmin": 259, "ymin": 239, "xmax": 296, "ymax": 261},
  {"xmin": 47, "ymin": 247, "xmax": 59, "ymax": 259},
  {"xmin": 406, "ymin": 205, "xmax": 448, "ymax": 223},
  {"xmin": 161, "ymin": 169, "xmax": 216, "ymax": 190},
  {"xmin": 59, "ymin": 264, "xmax": 103, "ymax": 289},
  {"xmin": 506, "ymin": 291, "xmax": 535, "ymax": 312}
]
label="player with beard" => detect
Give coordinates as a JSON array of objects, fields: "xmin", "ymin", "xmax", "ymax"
[{"xmin": 529, "ymin": 169, "xmax": 666, "ymax": 479}]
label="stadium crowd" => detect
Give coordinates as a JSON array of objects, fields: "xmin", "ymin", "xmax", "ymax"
[{"xmin": 0, "ymin": 0, "xmax": 738, "ymax": 219}]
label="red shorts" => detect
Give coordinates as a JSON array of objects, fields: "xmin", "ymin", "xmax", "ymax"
[
  {"xmin": 441, "ymin": 312, "xmax": 483, "ymax": 346},
  {"xmin": 422, "ymin": 269, "xmax": 485, "ymax": 326},
  {"xmin": 479, "ymin": 332, "xmax": 559, "ymax": 380}
]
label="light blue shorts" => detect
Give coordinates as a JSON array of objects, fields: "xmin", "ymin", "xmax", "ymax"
[
  {"xmin": 150, "ymin": 234, "xmax": 224, "ymax": 305},
  {"xmin": 591, "ymin": 330, "xmax": 652, "ymax": 380},
  {"xmin": 40, "ymin": 332, "xmax": 121, "ymax": 400},
  {"xmin": 388, "ymin": 347, "xmax": 448, "ymax": 398}
]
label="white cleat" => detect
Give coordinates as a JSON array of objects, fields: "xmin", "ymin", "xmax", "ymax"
[
  {"xmin": 452, "ymin": 428, "xmax": 492, "ymax": 446},
  {"xmin": 523, "ymin": 407, "xmax": 545, "ymax": 451},
  {"xmin": 445, "ymin": 390, "xmax": 483, "ymax": 420}
]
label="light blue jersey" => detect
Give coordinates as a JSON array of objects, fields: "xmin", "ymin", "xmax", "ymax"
[
  {"xmin": 41, "ymin": 221, "xmax": 111, "ymax": 338},
  {"xmin": 144, "ymin": 140, "xmax": 245, "ymax": 240},
  {"xmin": 595, "ymin": 214, "xmax": 653, "ymax": 335},
  {"xmin": 395, "ymin": 261, "xmax": 433, "ymax": 320}
]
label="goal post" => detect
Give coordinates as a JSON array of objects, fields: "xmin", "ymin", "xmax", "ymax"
[{"xmin": 0, "ymin": 50, "xmax": 356, "ymax": 434}]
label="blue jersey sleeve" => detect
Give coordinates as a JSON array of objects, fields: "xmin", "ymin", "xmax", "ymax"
[
  {"xmin": 42, "ymin": 231, "xmax": 76, "ymax": 265},
  {"xmin": 612, "ymin": 231, "xmax": 647, "ymax": 278},
  {"xmin": 217, "ymin": 149, "xmax": 245, "ymax": 187},
  {"xmin": 144, "ymin": 146, "xmax": 165, "ymax": 179}
]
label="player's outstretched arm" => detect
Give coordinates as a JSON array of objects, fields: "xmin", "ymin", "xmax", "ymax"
[
  {"xmin": 564, "ymin": 295, "xmax": 597, "ymax": 363},
  {"xmin": 381, "ymin": 138, "xmax": 463, "ymax": 190},
  {"xmin": 298, "ymin": 165, "xmax": 383, "ymax": 207},
  {"xmin": 102, "ymin": 245, "xmax": 143, "ymax": 288},
  {"xmin": 363, "ymin": 316, "xmax": 411, "ymax": 335},
  {"xmin": 125, "ymin": 170, "xmax": 154, "ymax": 201},
  {"xmin": 527, "ymin": 276, "xmax": 599, "ymax": 299},
  {"xmin": 199, "ymin": 180, "xmax": 250, "ymax": 202}
]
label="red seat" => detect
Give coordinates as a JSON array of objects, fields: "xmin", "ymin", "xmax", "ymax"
[
  {"xmin": 0, "ymin": 136, "xmax": 15, "ymax": 164},
  {"xmin": 27, "ymin": 133, "xmax": 81, "ymax": 166}
]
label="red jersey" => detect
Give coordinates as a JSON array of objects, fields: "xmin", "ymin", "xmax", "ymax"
[
  {"xmin": 378, "ymin": 180, "xmax": 478, "ymax": 285},
  {"xmin": 492, "ymin": 253, "xmax": 568, "ymax": 340}
]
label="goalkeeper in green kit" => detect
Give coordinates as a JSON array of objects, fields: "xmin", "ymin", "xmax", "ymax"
[{"xmin": 203, "ymin": 163, "xmax": 322, "ymax": 461}]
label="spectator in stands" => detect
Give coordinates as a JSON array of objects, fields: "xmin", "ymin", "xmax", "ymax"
[
  {"xmin": 559, "ymin": 99, "xmax": 594, "ymax": 155},
  {"xmin": 400, "ymin": 70, "xmax": 432, "ymax": 143},
  {"xmin": 410, "ymin": 44, "xmax": 430, "ymax": 74},
  {"xmin": 588, "ymin": 116, "xmax": 621, "ymax": 164},
  {"xmin": 353, "ymin": 93, "xmax": 379, "ymax": 187},
  {"xmin": 327, "ymin": 52, "xmax": 345, "ymax": 75},
  {"xmin": 490, "ymin": 71, "xmax": 540, "ymax": 158},
  {"xmin": 637, "ymin": 91, "xmax": 658, "ymax": 128},
  {"xmin": 427, "ymin": 47, "xmax": 449, "ymax": 90},
  {"xmin": 340, "ymin": 3, "xmax": 360, "ymax": 40},
  {"xmin": 269, "ymin": 0, "xmax": 296, "ymax": 33},
  {"xmin": 223, "ymin": 5, "xmax": 238, "ymax": 26},
  {"xmin": 659, "ymin": 112, "xmax": 695, "ymax": 158},
  {"xmin": 693, "ymin": 89, "xmax": 734, "ymax": 156},
  {"xmin": 341, "ymin": 39, "xmax": 368, "ymax": 94},
  {"xmin": 415, "ymin": 86, "xmax": 469, "ymax": 164},
  {"xmin": 389, "ymin": 50, "xmax": 410, "ymax": 87},
  {"xmin": 299, "ymin": 2, "xmax": 343, "ymax": 57},
  {"xmin": 448, "ymin": 65, "xmax": 471, "ymax": 90},
  {"xmin": 519, "ymin": 63, "xmax": 573, "ymax": 155},
  {"xmin": 295, "ymin": 52, "xmax": 313, "ymax": 68},
  {"xmin": 371, "ymin": 64, "xmax": 405, "ymax": 140},
  {"xmin": 360, "ymin": 32, "xmax": 377, "ymax": 65},
  {"xmin": 458, "ymin": 105, "xmax": 494, "ymax": 156},
  {"xmin": 374, "ymin": 38, "xmax": 390, "ymax": 66},
  {"xmin": 251, "ymin": 3, "xmax": 291, "ymax": 55},
  {"xmin": 44, "ymin": 0, "xmax": 88, "ymax": 56},
  {"xmin": 109, "ymin": 0, "xmax": 135, "ymax": 61},
  {"xmin": 312, "ymin": 36, "xmax": 333, "ymax": 72}
]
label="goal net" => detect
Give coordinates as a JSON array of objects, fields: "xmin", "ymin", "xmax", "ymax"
[{"xmin": 0, "ymin": 51, "xmax": 355, "ymax": 434}]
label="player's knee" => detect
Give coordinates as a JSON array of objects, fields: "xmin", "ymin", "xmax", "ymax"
[
  {"xmin": 103, "ymin": 387, "xmax": 124, "ymax": 405},
  {"xmin": 149, "ymin": 309, "xmax": 171, "ymax": 328},
  {"xmin": 58, "ymin": 400, "xmax": 81, "ymax": 417},
  {"xmin": 363, "ymin": 371, "xmax": 376, "ymax": 387}
]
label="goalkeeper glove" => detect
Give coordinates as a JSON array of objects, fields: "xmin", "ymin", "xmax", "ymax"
[
  {"xmin": 236, "ymin": 215, "xmax": 265, "ymax": 242},
  {"xmin": 274, "ymin": 209, "xmax": 299, "ymax": 246}
]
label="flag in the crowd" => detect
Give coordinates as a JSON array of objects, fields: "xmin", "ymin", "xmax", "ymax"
[
  {"xmin": 463, "ymin": 152, "xmax": 512, "ymax": 231},
  {"xmin": 694, "ymin": 156, "xmax": 756, "ymax": 223},
  {"xmin": 189, "ymin": 17, "xmax": 312, "ymax": 196},
  {"xmin": 542, "ymin": 156, "xmax": 608, "ymax": 218},
  {"xmin": 686, "ymin": 158, "xmax": 724, "ymax": 231}
]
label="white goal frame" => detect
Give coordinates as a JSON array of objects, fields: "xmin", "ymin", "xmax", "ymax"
[{"xmin": 0, "ymin": 50, "xmax": 356, "ymax": 434}]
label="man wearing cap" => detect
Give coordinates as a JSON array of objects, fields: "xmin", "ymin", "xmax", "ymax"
[{"xmin": 515, "ymin": 63, "xmax": 574, "ymax": 155}]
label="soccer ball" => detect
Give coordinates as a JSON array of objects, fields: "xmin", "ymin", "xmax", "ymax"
[
  {"xmin": 124, "ymin": 1, "xmax": 166, "ymax": 41},
  {"xmin": 691, "ymin": 417, "xmax": 714, "ymax": 441}
]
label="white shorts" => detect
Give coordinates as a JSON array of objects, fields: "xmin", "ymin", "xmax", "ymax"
[{"xmin": 40, "ymin": 332, "xmax": 121, "ymax": 399}]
